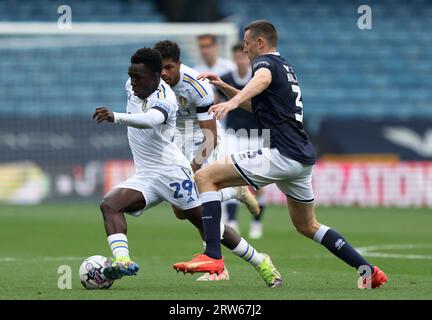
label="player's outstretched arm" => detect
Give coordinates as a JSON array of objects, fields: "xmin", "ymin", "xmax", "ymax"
[
  {"xmin": 208, "ymin": 69, "xmax": 272, "ymax": 120},
  {"xmin": 93, "ymin": 107, "xmax": 165, "ymax": 129}
]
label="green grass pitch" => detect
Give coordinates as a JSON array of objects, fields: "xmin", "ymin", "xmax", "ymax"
[{"xmin": 0, "ymin": 203, "xmax": 431, "ymax": 299}]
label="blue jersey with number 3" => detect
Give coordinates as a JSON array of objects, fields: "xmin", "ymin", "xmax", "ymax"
[{"xmin": 251, "ymin": 53, "xmax": 316, "ymax": 165}]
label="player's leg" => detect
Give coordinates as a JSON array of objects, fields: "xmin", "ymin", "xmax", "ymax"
[
  {"xmin": 172, "ymin": 205, "xmax": 205, "ymax": 241},
  {"xmin": 278, "ymin": 158, "xmax": 388, "ymax": 289},
  {"xmin": 172, "ymin": 205, "xmax": 235, "ymax": 250},
  {"xmin": 209, "ymin": 131, "xmax": 260, "ymax": 216},
  {"xmin": 100, "ymin": 188, "xmax": 145, "ymax": 235},
  {"xmin": 173, "ymin": 205, "xmax": 227, "ymax": 279},
  {"xmin": 194, "ymin": 158, "xmax": 246, "ymax": 260},
  {"xmin": 194, "ymin": 149, "xmax": 280, "ymax": 259},
  {"xmin": 218, "ymin": 186, "xmax": 260, "ymax": 216},
  {"xmin": 249, "ymin": 188, "xmax": 266, "ymax": 239},
  {"xmin": 180, "ymin": 206, "xmax": 259, "ymax": 267},
  {"xmin": 173, "ymin": 204, "xmax": 280, "ymax": 286},
  {"xmin": 99, "ymin": 187, "xmax": 145, "ymax": 279},
  {"xmin": 286, "ymin": 198, "xmax": 387, "ymax": 288},
  {"xmin": 173, "ymin": 155, "xmax": 282, "ymax": 287},
  {"xmin": 247, "ymin": 132, "xmax": 266, "ymax": 238},
  {"xmin": 220, "ymin": 186, "xmax": 262, "ymax": 235},
  {"xmin": 225, "ymin": 200, "xmax": 240, "ymax": 234}
]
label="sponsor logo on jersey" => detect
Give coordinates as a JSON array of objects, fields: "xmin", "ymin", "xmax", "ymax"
[{"xmin": 253, "ymin": 60, "xmax": 271, "ymax": 70}]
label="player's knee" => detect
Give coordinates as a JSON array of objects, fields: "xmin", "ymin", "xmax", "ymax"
[
  {"xmin": 174, "ymin": 210, "xmax": 187, "ymax": 220},
  {"xmin": 99, "ymin": 198, "xmax": 115, "ymax": 216},
  {"xmin": 294, "ymin": 224, "xmax": 313, "ymax": 238},
  {"xmin": 194, "ymin": 169, "xmax": 212, "ymax": 187},
  {"xmin": 294, "ymin": 221, "xmax": 320, "ymax": 238}
]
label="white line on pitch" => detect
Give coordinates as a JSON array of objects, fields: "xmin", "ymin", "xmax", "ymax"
[
  {"xmin": 0, "ymin": 256, "xmax": 84, "ymax": 263},
  {"xmin": 356, "ymin": 243, "xmax": 432, "ymax": 260},
  {"xmin": 361, "ymin": 252, "xmax": 432, "ymax": 260}
]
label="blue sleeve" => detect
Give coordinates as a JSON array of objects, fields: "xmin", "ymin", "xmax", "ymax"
[{"xmin": 252, "ymin": 56, "xmax": 274, "ymax": 76}]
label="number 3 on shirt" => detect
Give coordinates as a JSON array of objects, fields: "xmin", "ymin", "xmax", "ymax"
[{"xmin": 291, "ymin": 84, "xmax": 303, "ymax": 123}]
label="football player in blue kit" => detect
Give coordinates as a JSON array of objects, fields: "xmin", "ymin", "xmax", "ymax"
[{"xmin": 174, "ymin": 20, "xmax": 388, "ymax": 289}]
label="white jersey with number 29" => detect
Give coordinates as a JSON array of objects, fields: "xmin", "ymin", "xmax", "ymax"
[{"xmin": 124, "ymin": 78, "xmax": 190, "ymax": 172}]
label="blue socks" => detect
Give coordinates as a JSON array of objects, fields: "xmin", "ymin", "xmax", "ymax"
[
  {"xmin": 314, "ymin": 225, "xmax": 374, "ymax": 275},
  {"xmin": 200, "ymin": 191, "xmax": 222, "ymax": 259}
]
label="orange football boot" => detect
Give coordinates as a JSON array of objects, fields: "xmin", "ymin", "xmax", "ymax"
[
  {"xmin": 173, "ymin": 254, "xmax": 224, "ymax": 275},
  {"xmin": 358, "ymin": 266, "xmax": 388, "ymax": 289}
]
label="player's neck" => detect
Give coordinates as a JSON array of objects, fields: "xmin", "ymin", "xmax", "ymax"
[
  {"xmin": 258, "ymin": 48, "xmax": 278, "ymax": 56},
  {"xmin": 144, "ymin": 79, "xmax": 161, "ymax": 99},
  {"xmin": 171, "ymin": 73, "xmax": 181, "ymax": 87}
]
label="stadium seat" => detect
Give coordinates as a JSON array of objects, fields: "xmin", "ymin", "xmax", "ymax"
[{"xmin": 0, "ymin": 0, "xmax": 430, "ymax": 124}]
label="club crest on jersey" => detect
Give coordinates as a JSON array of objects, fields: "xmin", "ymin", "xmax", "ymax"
[
  {"xmin": 178, "ymin": 96, "xmax": 188, "ymax": 108},
  {"xmin": 141, "ymin": 99, "xmax": 148, "ymax": 111}
]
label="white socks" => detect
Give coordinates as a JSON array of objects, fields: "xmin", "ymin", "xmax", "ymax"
[
  {"xmin": 232, "ymin": 238, "xmax": 264, "ymax": 267},
  {"xmin": 218, "ymin": 188, "xmax": 238, "ymax": 202},
  {"xmin": 313, "ymin": 225, "xmax": 330, "ymax": 244},
  {"xmin": 107, "ymin": 233, "xmax": 130, "ymax": 260}
]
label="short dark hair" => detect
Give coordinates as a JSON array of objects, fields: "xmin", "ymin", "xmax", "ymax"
[
  {"xmin": 232, "ymin": 42, "xmax": 244, "ymax": 53},
  {"xmin": 197, "ymin": 33, "xmax": 217, "ymax": 45},
  {"xmin": 130, "ymin": 47, "xmax": 162, "ymax": 74},
  {"xmin": 244, "ymin": 20, "xmax": 278, "ymax": 48},
  {"xmin": 153, "ymin": 40, "xmax": 181, "ymax": 62}
]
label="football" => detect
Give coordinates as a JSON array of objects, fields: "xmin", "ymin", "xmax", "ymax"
[{"xmin": 79, "ymin": 255, "xmax": 114, "ymax": 290}]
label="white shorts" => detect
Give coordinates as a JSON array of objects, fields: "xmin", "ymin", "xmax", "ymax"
[
  {"xmin": 224, "ymin": 132, "xmax": 264, "ymax": 155},
  {"xmin": 230, "ymin": 147, "xmax": 315, "ymax": 203},
  {"xmin": 113, "ymin": 166, "xmax": 201, "ymax": 216}
]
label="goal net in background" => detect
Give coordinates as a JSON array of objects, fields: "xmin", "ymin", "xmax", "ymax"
[{"xmin": 0, "ymin": 22, "xmax": 239, "ymax": 204}]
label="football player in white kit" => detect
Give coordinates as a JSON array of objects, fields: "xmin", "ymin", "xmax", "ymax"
[
  {"xmin": 154, "ymin": 41, "xmax": 263, "ymax": 281},
  {"xmin": 154, "ymin": 41, "xmax": 259, "ymax": 213},
  {"xmin": 93, "ymin": 48, "xmax": 279, "ymax": 286}
]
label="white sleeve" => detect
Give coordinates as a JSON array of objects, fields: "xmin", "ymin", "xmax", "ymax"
[
  {"xmin": 151, "ymin": 99, "xmax": 173, "ymax": 120},
  {"xmin": 196, "ymin": 81, "xmax": 215, "ymax": 122},
  {"xmin": 113, "ymin": 108, "xmax": 165, "ymax": 129}
]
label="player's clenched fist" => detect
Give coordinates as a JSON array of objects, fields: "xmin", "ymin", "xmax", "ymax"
[{"xmin": 93, "ymin": 107, "xmax": 114, "ymax": 123}]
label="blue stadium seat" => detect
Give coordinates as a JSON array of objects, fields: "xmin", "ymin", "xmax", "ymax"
[
  {"xmin": 0, "ymin": 0, "xmax": 165, "ymax": 22},
  {"xmin": 219, "ymin": 0, "xmax": 431, "ymax": 123},
  {"xmin": 0, "ymin": 0, "xmax": 430, "ymax": 124}
]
